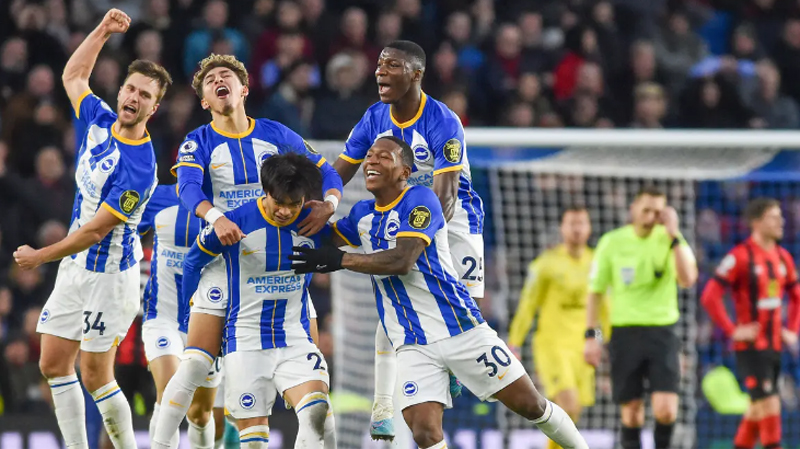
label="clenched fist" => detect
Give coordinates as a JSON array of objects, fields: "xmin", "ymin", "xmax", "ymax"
[{"xmin": 101, "ymin": 9, "xmax": 131, "ymax": 35}]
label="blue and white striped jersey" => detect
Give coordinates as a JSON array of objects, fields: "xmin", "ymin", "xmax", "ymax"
[
  {"xmin": 139, "ymin": 185, "xmax": 203, "ymax": 333},
  {"xmin": 182, "ymin": 199, "xmax": 324, "ymax": 354},
  {"xmin": 69, "ymin": 90, "xmax": 158, "ymax": 273},
  {"xmin": 172, "ymin": 117, "xmax": 341, "ymax": 213},
  {"xmin": 333, "ymin": 185, "xmax": 484, "ymax": 349},
  {"xmin": 340, "ymin": 93, "xmax": 484, "ymax": 235}
]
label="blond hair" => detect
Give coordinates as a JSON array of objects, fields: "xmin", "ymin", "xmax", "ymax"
[{"xmin": 191, "ymin": 54, "xmax": 249, "ymax": 98}]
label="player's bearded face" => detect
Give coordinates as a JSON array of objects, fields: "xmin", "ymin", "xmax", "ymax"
[
  {"xmin": 264, "ymin": 194, "xmax": 304, "ymax": 225},
  {"xmin": 363, "ymin": 140, "xmax": 410, "ymax": 192},
  {"xmin": 632, "ymin": 195, "xmax": 666, "ymax": 232},
  {"xmin": 116, "ymin": 73, "xmax": 160, "ymax": 126},
  {"xmin": 201, "ymin": 67, "xmax": 247, "ymax": 115}
]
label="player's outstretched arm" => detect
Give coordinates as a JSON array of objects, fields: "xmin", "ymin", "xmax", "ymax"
[
  {"xmin": 507, "ymin": 260, "xmax": 546, "ymax": 351},
  {"xmin": 291, "ymin": 237, "xmax": 425, "ymax": 276},
  {"xmin": 13, "ymin": 207, "xmax": 122, "ymax": 270},
  {"xmin": 63, "ymin": 9, "xmax": 131, "ymax": 109}
]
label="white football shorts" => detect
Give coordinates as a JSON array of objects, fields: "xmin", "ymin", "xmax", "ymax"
[
  {"xmin": 190, "ymin": 258, "xmax": 228, "ymax": 316},
  {"xmin": 141, "ymin": 318, "xmax": 222, "ymax": 389},
  {"xmin": 448, "ymin": 230, "xmax": 485, "ymax": 299},
  {"xmin": 224, "ymin": 342, "xmax": 329, "ymax": 419},
  {"xmin": 395, "ymin": 323, "xmax": 526, "ymax": 411},
  {"xmin": 37, "ymin": 259, "xmax": 140, "ymax": 352}
]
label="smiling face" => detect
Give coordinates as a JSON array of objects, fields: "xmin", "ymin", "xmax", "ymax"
[
  {"xmin": 116, "ymin": 72, "xmax": 161, "ymax": 126},
  {"xmin": 363, "ymin": 138, "xmax": 411, "ymax": 194},
  {"xmin": 200, "ymin": 66, "xmax": 248, "ymax": 116},
  {"xmin": 375, "ymin": 47, "xmax": 421, "ymax": 104}
]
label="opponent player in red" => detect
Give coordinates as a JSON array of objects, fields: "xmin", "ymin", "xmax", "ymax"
[{"xmin": 700, "ymin": 198, "xmax": 800, "ymax": 449}]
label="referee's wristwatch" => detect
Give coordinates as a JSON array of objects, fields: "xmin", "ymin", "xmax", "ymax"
[{"xmin": 585, "ymin": 328, "xmax": 603, "ymax": 342}]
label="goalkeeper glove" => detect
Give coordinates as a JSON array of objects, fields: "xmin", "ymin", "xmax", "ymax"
[{"xmin": 290, "ymin": 245, "xmax": 345, "ymax": 273}]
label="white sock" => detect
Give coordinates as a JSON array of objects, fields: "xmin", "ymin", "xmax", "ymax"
[
  {"xmin": 533, "ymin": 401, "xmax": 589, "ymax": 449},
  {"xmin": 189, "ymin": 415, "xmax": 216, "ymax": 449},
  {"xmin": 91, "ymin": 381, "xmax": 137, "ymax": 449},
  {"xmin": 150, "ymin": 403, "xmax": 180, "ymax": 448},
  {"xmin": 323, "ymin": 398, "xmax": 337, "ymax": 449},
  {"xmin": 422, "ymin": 440, "xmax": 447, "ymax": 449},
  {"xmin": 48, "ymin": 374, "xmax": 89, "ymax": 449},
  {"xmin": 240, "ymin": 425, "xmax": 270, "ymax": 449},
  {"xmin": 153, "ymin": 347, "xmax": 214, "ymax": 446},
  {"xmin": 373, "ymin": 325, "xmax": 396, "ymax": 406},
  {"xmin": 294, "ymin": 392, "xmax": 328, "ymax": 448}
]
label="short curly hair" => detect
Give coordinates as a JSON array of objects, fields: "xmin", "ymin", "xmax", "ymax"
[{"xmin": 191, "ymin": 54, "xmax": 249, "ymax": 99}]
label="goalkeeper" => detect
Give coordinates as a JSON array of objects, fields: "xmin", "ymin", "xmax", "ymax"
[
  {"xmin": 583, "ymin": 186, "xmax": 698, "ymax": 449},
  {"xmin": 508, "ymin": 206, "xmax": 604, "ymax": 449}
]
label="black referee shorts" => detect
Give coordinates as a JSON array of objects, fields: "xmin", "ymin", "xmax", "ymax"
[
  {"xmin": 735, "ymin": 349, "xmax": 781, "ymax": 400},
  {"xmin": 608, "ymin": 325, "xmax": 680, "ymax": 404}
]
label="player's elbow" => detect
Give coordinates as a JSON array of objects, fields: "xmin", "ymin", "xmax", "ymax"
[{"xmin": 678, "ymin": 270, "xmax": 698, "ymax": 289}]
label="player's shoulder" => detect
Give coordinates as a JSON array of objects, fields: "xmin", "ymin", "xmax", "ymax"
[
  {"xmin": 399, "ymin": 185, "xmax": 440, "ymax": 211},
  {"xmin": 777, "ymin": 245, "xmax": 795, "ymax": 263},
  {"xmin": 346, "ymin": 198, "xmax": 377, "ymax": 221},
  {"xmin": 424, "ymin": 95, "xmax": 461, "ymax": 125},
  {"xmin": 253, "ymin": 118, "xmax": 295, "ymax": 139},
  {"xmin": 84, "ymin": 92, "xmax": 117, "ymax": 122},
  {"xmin": 150, "ymin": 184, "xmax": 179, "ymax": 207},
  {"xmin": 599, "ymin": 225, "xmax": 630, "ymax": 242}
]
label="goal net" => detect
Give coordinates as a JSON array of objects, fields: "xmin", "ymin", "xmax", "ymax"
[{"xmin": 316, "ymin": 129, "xmax": 800, "ymax": 449}]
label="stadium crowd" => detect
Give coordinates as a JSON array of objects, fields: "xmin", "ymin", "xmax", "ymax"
[{"xmin": 2, "ymin": 0, "xmax": 800, "ymax": 420}]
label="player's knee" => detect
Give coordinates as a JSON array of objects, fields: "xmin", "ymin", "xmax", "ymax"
[
  {"xmin": 518, "ymin": 391, "xmax": 548, "ymax": 421},
  {"xmin": 187, "ymin": 401, "xmax": 212, "ymax": 426},
  {"xmin": 179, "ymin": 349, "xmax": 215, "ymax": 386},
  {"xmin": 410, "ymin": 421, "xmax": 444, "ymax": 448},
  {"xmin": 653, "ymin": 405, "xmax": 676, "ymax": 424},
  {"xmin": 39, "ymin": 357, "xmax": 69, "ymax": 380}
]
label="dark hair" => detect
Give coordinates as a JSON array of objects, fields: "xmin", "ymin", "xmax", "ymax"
[
  {"xmin": 385, "ymin": 40, "xmax": 426, "ymax": 70},
  {"xmin": 126, "ymin": 59, "xmax": 172, "ymax": 102},
  {"xmin": 260, "ymin": 153, "xmax": 322, "ymax": 203},
  {"xmin": 635, "ymin": 185, "xmax": 665, "ymax": 199},
  {"xmin": 745, "ymin": 197, "xmax": 780, "ymax": 223},
  {"xmin": 561, "ymin": 205, "xmax": 589, "ymax": 221},
  {"xmin": 376, "ymin": 136, "xmax": 414, "ymax": 169}
]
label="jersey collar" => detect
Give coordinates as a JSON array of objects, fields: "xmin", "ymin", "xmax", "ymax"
[
  {"xmin": 258, "ymin": 196, "xmax": 301, "ymax": 227},
  {"xmin": 375, "ymin": 187, "xmax": 411, "ymax": 212},
  {"xmin": 112, "ymin": 123, "xmax": 151, "ymax": 145},
  {"xmin": 390, "ymin": 92, "xmax": 427, "ymax": 129},
  {"xmin": 211, "ymin": 117, "xmax": 256, "ymax": 139}
]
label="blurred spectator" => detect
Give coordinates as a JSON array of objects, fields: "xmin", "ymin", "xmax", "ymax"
[
  {"xmin": 654, "ymin": 8, "xmax": 708, "ymax": 93},
  {"xmin": 257, "ymin": 31, "xmax": 320, "ymax": 96},
  {"xmin": 300, "ymin": 0, "xmax": 337, "ymax": 65},
  {"xmin": 150, "ymin": 87, "xmax": 202, "ymax": 182},
  {"xmin": 745, "ymin": 59, "xmax": 799, "ymax": 129},
  {"xmin": 262, "ymin": 60, "xmax": 316, "ymax": 136},
  {"xmin": 630, "ymin": 82, "xmax": 668, "ymax": 128},
  {"xmin": 13, "ymin": 2, "xmax": 66, "ymax": 73},
  {"xmin": 44, "ymin": 0, "xmax": 70, "ymax": 49},
  {"xmin": 485, "ymin": 23, "xmax": 528, "ymax": 117},
  {"xmin": 502, "ymin": 100, "xmax": 536, "ymax": 128},
  {"xmin": 680, "ymin": 75, "xmax": 755, "ymax": 128},
  {"xmin": 441, "ymin": 89, "xmax": 470, "ymax": 126},
  {"xmin": 375, "ymin": 10, "xmax": 403, "ymax": 50},
  {"xmin": 589, "ymin": 0, "xmax": 623, "ymax": 75},
  {"xmin": 424, "ymin": 41, "xmax": 470, "ymax": 100},
  {"xmin": 612, "ymin": 40, "xmax": 670, "ymax": 124},
  {"xmin": 445, "ymin": 11, "xmax": 484, "ymax": 73},
  {"xmin": 772, "ymin": 18, "xmax": 800, "ymax": 106},
  {"xmin": 553, "ymin": 25, "xmax": 601, "ymax": 102},
  {"xmin": 514, "ymin": 72, "xmax": 553, "ymax": 123},
  {"xmin": 183, "ymin": 0, "xmax": 249, "ymax": 80},
  {"xmin": 561, "ymin": 61, "xmax": 618, "ymax": 124},
  {"xmin": 394, "ymin": 0, "xmax": 434, "ymax": 53},
  {"xmin": 311, "ymin": 52, "xmax": 372, "ymax": 139},
  {"xmin": 328, "ymin": 7, "xmax": 379, "ymax": 65},
  {"xmin": 91, "ymin": 56, "xmax": 122, "ymax": 103},
  {"xmin": 470, "ymin": 0, "xmax": 495, "ymax": 44},
  {"xmin": 251, "ymin": 0, "xmax": 314, "ymax": 88},
  {"xmin": 240, "ymin": 0, "xmax": 276, "ymax": 44},
  {"xmin": 0, "ymin": 37, "xmax": 29, "ymax": 109}
]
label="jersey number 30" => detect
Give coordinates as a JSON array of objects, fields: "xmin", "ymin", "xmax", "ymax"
[{"xmin": 476, "ymin": 346, "xmax": 511, "ymax": 377}]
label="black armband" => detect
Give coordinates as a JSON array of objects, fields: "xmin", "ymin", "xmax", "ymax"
[{"xmin": 584, "ymin": 328, "xmax": 602, "ymax": 340}]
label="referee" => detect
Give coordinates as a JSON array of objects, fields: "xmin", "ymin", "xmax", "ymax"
[{"xmin": 583, "ymin": 186, "xmax": 698, "ymax": 449}]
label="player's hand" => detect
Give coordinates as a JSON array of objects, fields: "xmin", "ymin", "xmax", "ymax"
[
  {"xmin": 298, "ymin": 200, "xmax": 335, "ymax": 237},
  {"xmin": 289, "ymin": 245, "xmax": 344, "ymax": 274},
  {"xmin": 583, "ymin": 338, "xmax": 602, "ymax": 368},
  {"xmin": 660, "ymin": 206, "xmax": 680, "ymax": 238},
  {"xmin": 782, "ymin": 328, "xmax": 799, "ymax": 353},
  {"xmin": 213, "ymin": 216, "xmax": 246, "ymax": 246},
  {"xmin": 732, "ymin": 323, "xmax": 760, "ymax": 342},
  {"xmin": 13, "ymin": 245, "xmax": 43, "ymax": 270},
  {"xmin": 100, "ymin": 9, "xmax": 131, "ymax": 35}
]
